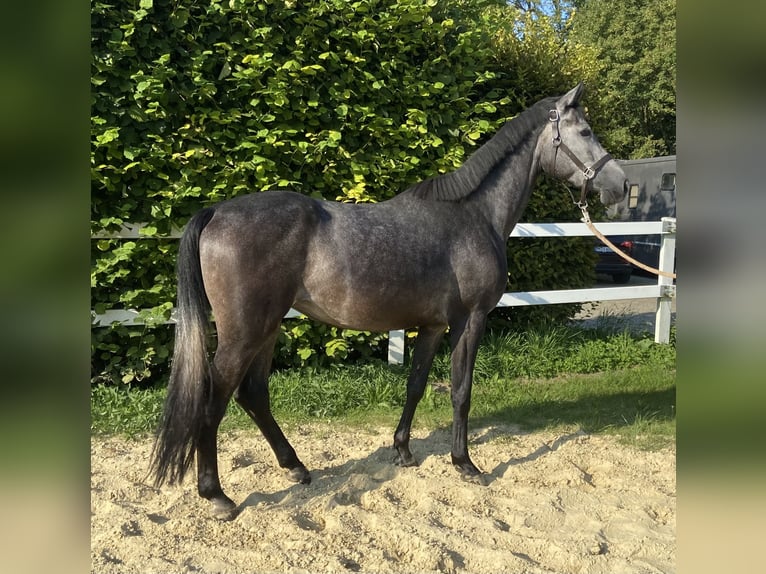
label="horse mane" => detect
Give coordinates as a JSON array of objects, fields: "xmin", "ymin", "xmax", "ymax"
[{"xmin": 405, "ymin": 96, "xmax": 559, "ymax": 202}]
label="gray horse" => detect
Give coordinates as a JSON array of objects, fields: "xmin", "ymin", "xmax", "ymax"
[{"xmin": 150, "ymin": 83, "xmax": 627, "ymax": 519}]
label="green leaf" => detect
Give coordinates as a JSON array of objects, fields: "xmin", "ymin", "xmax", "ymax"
[
  {"xmin": 281, "ymin": 60, "xmax": 301, "ymax": 71},
  {"xmin": 95, "ymin": 127, "xmax": 120, "ymax": 146},
  {"xmin": 297, "ymin": 347, "xmax": 314, "ymax": 361}
]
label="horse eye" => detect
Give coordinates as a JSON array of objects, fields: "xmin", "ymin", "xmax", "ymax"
[{"xmin": 580, "ymin": 128, "xmax": 592, "ymax": 137}]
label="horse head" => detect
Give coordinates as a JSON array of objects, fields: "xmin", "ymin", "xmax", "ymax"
[{"xmin": 540, "ymin": 83, "xmax": 628, "ymax": 207}]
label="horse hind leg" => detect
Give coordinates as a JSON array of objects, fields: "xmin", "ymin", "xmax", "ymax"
[
  {"xmin": 234, "ymin": 329, "xmax": 310, "ymax": 485},
  {"xmin": 195, "ymin": 337, "xmax": 261, "ymax": 520}
]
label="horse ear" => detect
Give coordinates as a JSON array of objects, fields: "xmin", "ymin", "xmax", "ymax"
[{"xmin": 558, "ymin": 82, "xmax": 585, "ymax": 109}]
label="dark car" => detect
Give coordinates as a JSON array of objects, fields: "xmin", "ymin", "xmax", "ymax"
[{"xmin": 595, "ymin": 237, "xmax": 634, "ymax": 283}]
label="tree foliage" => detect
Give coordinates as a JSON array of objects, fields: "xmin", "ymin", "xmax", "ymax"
[
  {"xmin": 91, "ymin": 0, "xmax": 602, "ymax": 386},
  {"xmin": 569, "ymin": 0, "xmax": 676, "ymax": 158}
]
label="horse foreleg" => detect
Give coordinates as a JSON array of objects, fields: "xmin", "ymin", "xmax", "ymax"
[
  {"xmin": 234, "ymin": 330, "xmax": 311, "ymax": 485},
  {"xmin": 449, "ymin": 312, "xmax": 487, "ymax": 479},
  {"xmin": 393, "ymin": 325, "xmax": 445, "ymax": 467}
]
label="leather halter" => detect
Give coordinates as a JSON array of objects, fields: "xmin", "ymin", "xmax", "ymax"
[{"xmin": 548, "ymin": 109, "xmax": 613, "ymax": 206}]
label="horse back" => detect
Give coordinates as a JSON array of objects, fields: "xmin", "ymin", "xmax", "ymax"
[{"xmin": 196, "ymin": 190, "xmax": 507, "ymax": 332}]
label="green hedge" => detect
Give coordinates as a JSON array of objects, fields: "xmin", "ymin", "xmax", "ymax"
[{"xmin": 91, "ymin": 0, "xmax": 601, "ymax": 385}]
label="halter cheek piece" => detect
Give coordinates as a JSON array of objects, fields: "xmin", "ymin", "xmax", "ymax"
[{"xmin": 548, "ymin": 109, "xmax": 613, "ymax": 206}]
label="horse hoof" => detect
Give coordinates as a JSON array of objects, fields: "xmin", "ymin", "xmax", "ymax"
[
  {"xmin": 394, "ymin": 456, "xmax": 419, "ymax": 468},
  {"xmin": 210, "ymin": 498, "xmax": 239, "ymax": 521},
  {"xmin": 453, "ymin": 460, "xmax": 488, "ymax": 485},
  {"xmin": 286, "ymin": 466, "xmax": 311, "ymax": 484},
  {"xmin": 460, "ymin": 471, "xmax": 490, "ymax": 486},
  {"xmin": 393, "ymin": 454, "xmax": 418, "ymax": 468}
]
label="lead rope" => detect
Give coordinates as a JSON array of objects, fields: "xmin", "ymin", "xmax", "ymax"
[{"xmin": 577, "ymin": 202, "xmax": 677, "ymax": 280}]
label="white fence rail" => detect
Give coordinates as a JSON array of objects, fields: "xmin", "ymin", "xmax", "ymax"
[{"xmin": 92, "ymin": 218, "xmax": 677, "ymax": 364}]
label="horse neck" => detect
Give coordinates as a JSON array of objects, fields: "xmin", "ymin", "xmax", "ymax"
[{"xmin": 470, "ymin": 132, "xmax": 544, "ymax": 239}]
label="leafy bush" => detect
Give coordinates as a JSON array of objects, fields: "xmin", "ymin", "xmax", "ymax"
[{"xmin": 91, "ymin": 0, "xmax": 601, "ymax": 386}]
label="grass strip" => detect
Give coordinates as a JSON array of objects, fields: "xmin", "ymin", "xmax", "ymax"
[{"xmin": 92, "ymin": 324, "xmax": 675, "ymax": 450}]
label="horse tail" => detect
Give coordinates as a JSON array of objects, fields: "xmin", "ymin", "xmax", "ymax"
[{"xmin": 150, "ymin": 207, "xmax": 216, "ymax": 487}]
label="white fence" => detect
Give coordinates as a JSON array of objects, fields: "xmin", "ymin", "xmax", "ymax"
[{"xmin": 91, "ymin": 218, "xmax": 677, "ymax": 364}]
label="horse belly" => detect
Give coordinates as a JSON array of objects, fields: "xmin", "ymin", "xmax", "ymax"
[{"xmin": 294, "ymin": 272, "xmax": 448, "ymax": 332}]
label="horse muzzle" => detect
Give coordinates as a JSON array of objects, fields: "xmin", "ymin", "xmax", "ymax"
[{"xmin": 593, "ymin": 161, "xmax": 628, "ymax": 206}]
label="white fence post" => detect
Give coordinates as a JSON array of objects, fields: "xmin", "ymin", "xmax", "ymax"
[
  {"xmin": 655, "ymin": 217, "xmax": 677, "ymax": 344},
  {"xmin": 387, "ymin": 330, "xmax": 405, "ymax": 365}
]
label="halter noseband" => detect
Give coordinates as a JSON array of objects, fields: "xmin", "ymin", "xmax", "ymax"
[{"xmin": 548, "ymin": 109, "xmax": 612, "ymax": 206}]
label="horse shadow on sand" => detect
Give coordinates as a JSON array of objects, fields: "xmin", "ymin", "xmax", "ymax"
[
  {"xmin": 232, "ymin": 427, "xmax": 580, "ymax": 521},
  {"xmin": 232, "ymin": 384, "xmax": 673, "ymax": 516}
]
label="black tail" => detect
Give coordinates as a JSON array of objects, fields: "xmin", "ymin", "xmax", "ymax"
[{"xmin": 149, "ymin": 207, "xmax": 216, "ymax": 487}]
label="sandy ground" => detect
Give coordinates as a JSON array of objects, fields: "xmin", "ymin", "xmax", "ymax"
[
  {"xmin": 91, "ymin": 277, "xmax": 676, "ymax": 573},
  {"xmin": 91, "ymin": 423, "xmax": 675, "ymax": 574}
]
